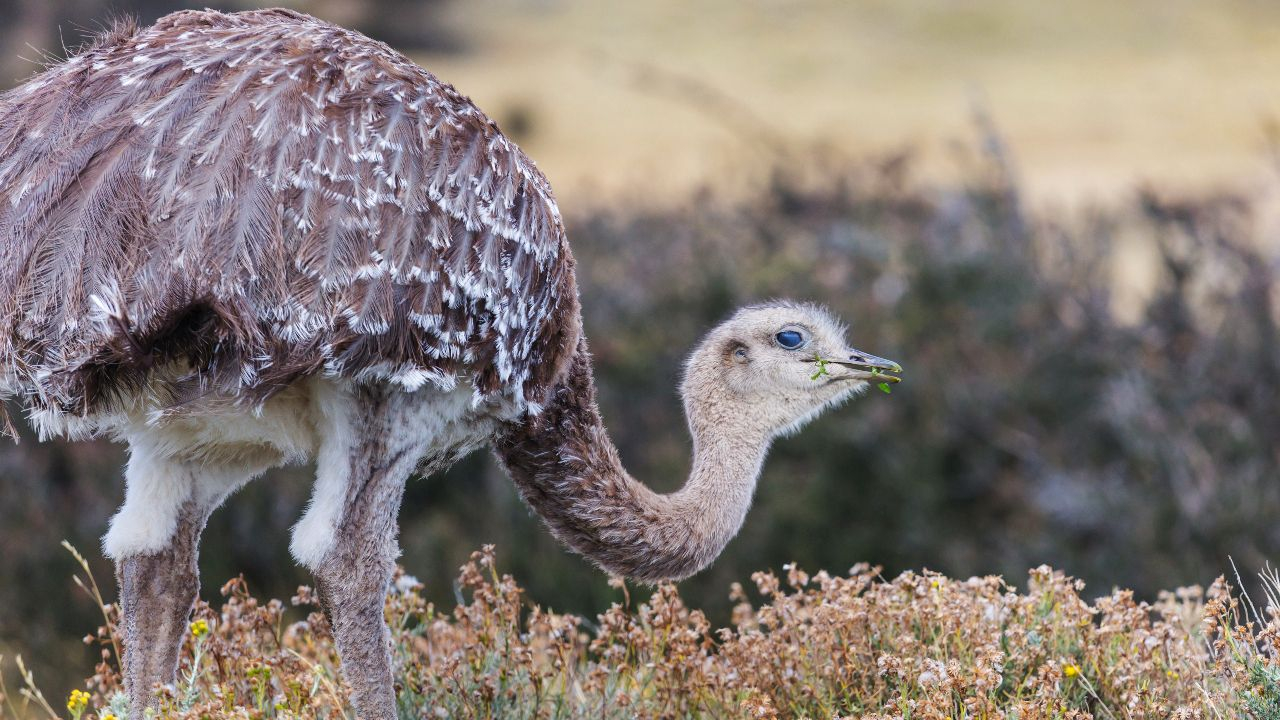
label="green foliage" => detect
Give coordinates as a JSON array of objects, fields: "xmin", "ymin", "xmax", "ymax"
[{"xmin": 1243, "ymin": 661, "xmax": 1280, "ymax": 720}]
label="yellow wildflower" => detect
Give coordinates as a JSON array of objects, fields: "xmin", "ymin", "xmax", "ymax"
[
  {"xmin": 66, "ymin": 689, "xmax": 90, "ymax": 717},
  {"xmin": 190, "ymin": 618, "xmax": 210, "ymax": 638},
  {"xmin": 1063, "ymin": 663, "xmax": 1080, "ymax": 678},
  {"xmin": 101, "ymin": 714, "xmax": 118, "ymax": 720}
]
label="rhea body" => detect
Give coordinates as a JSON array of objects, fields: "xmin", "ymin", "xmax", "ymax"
[{"xmin": 0, "ymin": 10, "xmax": 901, "ymax": 719}]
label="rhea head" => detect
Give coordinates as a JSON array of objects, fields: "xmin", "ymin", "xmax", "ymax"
[{"xmin": 681, "ymin": 301, "xmax": 902, "ymax": 439}]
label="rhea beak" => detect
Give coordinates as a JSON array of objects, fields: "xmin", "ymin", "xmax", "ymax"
[{"xmin": 830, "ymin": 349, "xmax": 902, "ymax": 383}]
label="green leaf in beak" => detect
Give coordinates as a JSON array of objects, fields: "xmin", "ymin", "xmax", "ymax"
[{"xmin": 811, "ymin": 356, "xmax": 831, "ymax": 381}]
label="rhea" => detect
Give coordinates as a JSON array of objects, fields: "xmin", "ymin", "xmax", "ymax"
[{"xmin": 0, "ymin": 9, "xmax": 901, "ymax": 719}]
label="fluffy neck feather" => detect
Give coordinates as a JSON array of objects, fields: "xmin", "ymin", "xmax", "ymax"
[{"xmin": 493, "ymin": 340, "xmax": 770, "ymax": 582}]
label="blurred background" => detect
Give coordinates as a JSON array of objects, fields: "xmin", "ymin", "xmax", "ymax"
[{"xmin": 2, "ymin": 0, "xmax": 1280, "ymax": 701}]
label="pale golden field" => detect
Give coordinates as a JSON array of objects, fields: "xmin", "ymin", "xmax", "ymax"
[{"xmin": 391, "ymin": 0, "xmax": 1280, "ymax": 211}]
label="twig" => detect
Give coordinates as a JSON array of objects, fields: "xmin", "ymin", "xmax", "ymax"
[
  {"xmin": 14, "ymin": 656, "xmax": 59, "ymax": 720},
  {"xmin": 62, "ymin": 541, "xmax": 121, "ymax": 670}
]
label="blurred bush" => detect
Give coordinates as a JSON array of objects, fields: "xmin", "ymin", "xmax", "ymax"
[
  {"xmin": 558, "ymin": 142, "xmax": 1280, "ymax": 619},
  {"xmin": 3, "ymin": 132, "xmax": 1280, "ymax": 699}
]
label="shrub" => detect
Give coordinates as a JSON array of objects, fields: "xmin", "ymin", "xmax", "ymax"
[{"xmin": 5, "ymin": 545, "xmax": 1280, "ymax": 719}]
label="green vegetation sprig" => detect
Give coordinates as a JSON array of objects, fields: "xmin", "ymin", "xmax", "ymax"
[
  {"xmin": 810, "ymin": 356, "xmax": 831, "ymax": 380},
  {"xmin": 811, "ymin": 355, "xmax": 894, "ymax": 393},
  {"xmin": 870, "ymin": 367, "xmax": 893, "ymax": 394}
]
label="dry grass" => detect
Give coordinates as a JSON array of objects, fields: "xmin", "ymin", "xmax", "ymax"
[{"xmin": 3, "ymin": 546, "xmax": 1280, "ymax": 719}]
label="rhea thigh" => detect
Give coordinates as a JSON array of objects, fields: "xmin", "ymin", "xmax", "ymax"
[
  {"xmin": 288, "ymin": 379, "xmax": 491, "ymax": 568},
  {"xmin": 110, "ymin": 451, "xmax": 269, "ymax": 716},
  {"xmin": 104, "ymin": 436, "xmax": 268, "ymax": 559}
]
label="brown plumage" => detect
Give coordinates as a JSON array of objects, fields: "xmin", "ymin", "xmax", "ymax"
[
  {"xmin": 0, "ymin": 8, "xmax": 579, "ymax": 434},
  {"xmin": 0, "ymin": 10, "xmax": 901, "ymax": 719}
]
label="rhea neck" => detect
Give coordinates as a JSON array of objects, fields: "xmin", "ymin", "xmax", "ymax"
[
  {"xmin": 676, "ymin": 367, "xmax": 774, "ymax": 522},
  {"xmin": 493, "ymin": 340, "xmax": 775, "ymax": 582}
]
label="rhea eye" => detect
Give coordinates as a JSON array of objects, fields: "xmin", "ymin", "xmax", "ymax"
[{"xmin": 775, "ymin": 330, "xmax": 805, "ymax": 349}]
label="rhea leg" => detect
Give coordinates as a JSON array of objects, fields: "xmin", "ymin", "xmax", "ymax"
[
  {"xmin": 115, "ymin": 504, "xmax": 207, "ymax": 716},
  {"xmin": 105, "ymin": 446, "xmax": 258, "ymax": 717},
  {"xmin": 291, "ymin": 386, "xmax": 425, "ymax": 720},
  {"xmin": 313, "ymin": 471, "xmax": 408, "ymax": 720}
]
